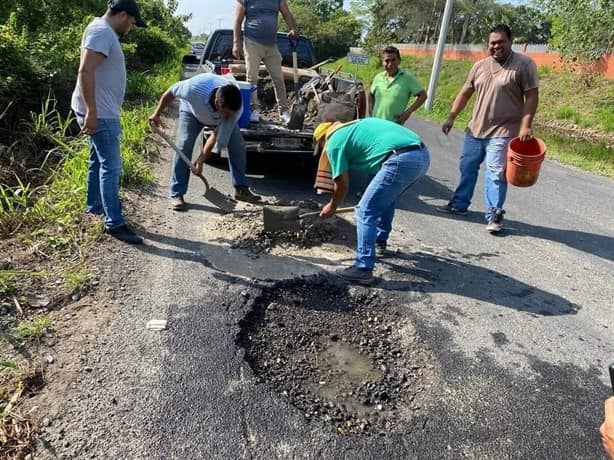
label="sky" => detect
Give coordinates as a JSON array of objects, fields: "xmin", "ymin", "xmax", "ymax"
[
  {"xmin": 176, "ymin": 0, "xmax": 237, "ymax": 36},
  {"xmin": 175, "ymin": 0, "xmax": 528, "ymax": 35},
  {"xmin": 175, "ymin": 0, "xmax": 352, "ymax": 36}
]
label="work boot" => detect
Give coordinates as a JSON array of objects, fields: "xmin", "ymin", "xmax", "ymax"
[
  {"xmin": 170, "ymin": 196, "xmax": 186, "ymax": 211},
  {"xmin": 334, "ymin": 266, "xmax": 374, "ymax": 285},
  {"xmin": 105, "ymin": 225, "xmax": 144, "ymax": 244},
  {"xmin": 436, "ymin": 202, "xmax": 468, "ymax": 215},
  {"xmin": 486, "ymin": 209, "xmax": 504, "ymax": 233},
  {"xmin": 234, "ymin": 186, "xmax": 261, "ymax": 203}
]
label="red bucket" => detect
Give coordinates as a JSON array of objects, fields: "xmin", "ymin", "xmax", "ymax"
[{"xmin": 506, "ymin": 137, "xmax": 546, "ymax": 187}]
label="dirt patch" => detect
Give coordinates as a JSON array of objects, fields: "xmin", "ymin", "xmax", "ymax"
[
  {"xmin": 237, "ymin": 278, "xmax": 436, "ymax": 436},
  {"xmin": 0, "ymin": 193, "xmax": 148, "ymax": 459}
]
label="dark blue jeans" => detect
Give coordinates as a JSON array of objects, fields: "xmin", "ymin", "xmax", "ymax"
[
  {"xmin": 76, "ymin": 114, "xmax": 124, "ymax": 229},
  {"xmin": 170, "ymin": 110, "xmax": 248, "ymax": 197},
  {"xmin": 450, "ymin": 135, "xmax": 510, "ymax": 221}
]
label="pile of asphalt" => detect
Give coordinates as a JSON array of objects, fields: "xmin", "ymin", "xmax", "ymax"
[
  {"xmin": 212, "ymin": 204, "xmax": 337, "ymax": 255},
  {"xmin": 237, "ymin": 278, "xmax": 434, "ymax": 436}
]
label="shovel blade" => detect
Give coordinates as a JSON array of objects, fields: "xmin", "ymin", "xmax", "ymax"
[
  {"xmin": 287, "ymin": 102, "xmax": 306, "ymax": 130},
  {"xmin": 263, "ymin": 205, "xmax": 301, "ymax": 232},
  {"xmin": 204, "ymin": 187, "xmax": 236, "ymax": 213}
]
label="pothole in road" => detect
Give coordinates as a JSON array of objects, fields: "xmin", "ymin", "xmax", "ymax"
[{"xmin": 237, "ymin": 278, "xmax": 436, "ymax": 436}]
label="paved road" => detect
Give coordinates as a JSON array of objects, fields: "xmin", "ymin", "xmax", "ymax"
[{"xmin": 36, "ymin": 117, "xmax": 613, "ymax": 459}]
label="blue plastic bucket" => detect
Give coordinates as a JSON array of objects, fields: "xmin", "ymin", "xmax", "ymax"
[{"xmin": 235, "ymin": 81, "xmax": 256, "ymax": 128}]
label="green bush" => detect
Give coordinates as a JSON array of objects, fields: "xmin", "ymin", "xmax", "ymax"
[
  {"xmin": 0, "ymin": 25, "xmax": 40, "ymax": 125},
  {"xmin": 124, "ymin": 26, "xmax": 179, "ymax": 70}
]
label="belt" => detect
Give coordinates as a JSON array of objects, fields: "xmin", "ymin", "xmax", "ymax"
[{"xmin": 382, "ymin": 142, "xmax": 426, "ymax": 163}]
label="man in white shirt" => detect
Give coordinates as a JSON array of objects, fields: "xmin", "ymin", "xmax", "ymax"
[{"xmin": 149, "ymin": 73, "xmax": 262, "ymax": 210}]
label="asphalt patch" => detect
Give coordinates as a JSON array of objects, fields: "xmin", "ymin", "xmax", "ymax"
[{"xmin": 237, "ymin": 278, "xmax": 436, "ymax": 436}]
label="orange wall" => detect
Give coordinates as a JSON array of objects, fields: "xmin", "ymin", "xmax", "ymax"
[{"xmin": 399, "ymin": 48, "xmax": 614, "ymax": 78}]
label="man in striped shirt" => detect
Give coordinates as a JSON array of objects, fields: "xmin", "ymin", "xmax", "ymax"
[{"xmin": 149, "ymin": 73, "xmax": 261, "ymax": 210}]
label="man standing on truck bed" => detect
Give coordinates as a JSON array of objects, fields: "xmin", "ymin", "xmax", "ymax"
[
  {"xmin": 232, "ymin": 0, "xmax": 299, "ymax": 124},
  {"xmin": 370, "ymin": 45, "xmax": 427, "ymax": 125},
  {"xmin": 149, "ymin": 73, "xmax": 262, "ymax": 210}
]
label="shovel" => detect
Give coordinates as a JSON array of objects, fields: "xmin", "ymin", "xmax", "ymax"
[
  {"xmin": 150, "ymin": 123, "xmax": 236, "ymax": 213},
  {"xmin": 262, "ymin": 205, "xmax": 354, "ymax": 232},
  {"xmin": 287, "ymin": 36, "xmax": 306, "ymax": 130}
]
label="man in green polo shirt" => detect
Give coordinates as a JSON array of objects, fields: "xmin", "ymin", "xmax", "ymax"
[{"xmin": 370, "ymin": 46, "xmax": 427, "ymax": 124}]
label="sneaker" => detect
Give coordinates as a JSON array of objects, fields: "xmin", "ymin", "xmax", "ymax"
[
  {"xmin": 376, "ymin": 241, "xmax": 388, "ymax": 256},
  {"xmin": 486, "ymin": 209, "xmax": 504, "ymax": 233},
  {"xmin": 170, "ymin": 196, "xmax": 186, "ymax": 211},
  {"xmin": 436, "ymin": 202, "xmax": 468, "ymax": 215},
  {"xmin": 281, "ymin": 111, "xmax": 291, "ymax": 125},
  {"xmin": 234, "ymin": 186, "xmax": 261, "ymax": 203},
  {"xmin": 334, "ymin": 266, "xmax": 374, "ymax": 285},
  {"xmin": 105, "ymin": 225, "xmax": 144, "ymax": 244},
  {"xmin": 250, "ymin": 110, "xmax": 260, "ymax": 123}
]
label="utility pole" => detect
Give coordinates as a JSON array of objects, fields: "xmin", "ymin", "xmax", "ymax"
[
  {"xmin": 425, "ymin": 0, "xmax": 454, "ymax": 111},
  {"xmin": 217, "ymin": 17, "xmax": 223, "ymax": 29}
]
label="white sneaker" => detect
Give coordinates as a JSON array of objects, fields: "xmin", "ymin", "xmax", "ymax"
[
  {"xmin": 281, "ymin": 111, "xmax": 291, "ymax": 125},
  {"xmin": 249, "ymin": 110, "xmax": 260, "ymax": 123}
]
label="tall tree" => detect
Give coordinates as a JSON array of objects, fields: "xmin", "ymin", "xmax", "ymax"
[
  {"xmin": 286, "ymin": 0, "xmax": 361, "ymax": 58},
  {"xmin": 541, "ymin": 0, "xmax": 613, "ymax": 60}
]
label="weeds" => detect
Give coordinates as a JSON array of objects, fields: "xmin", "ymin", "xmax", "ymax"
[
  {"xmin": 554, "ymin": 106, "xmax": 581, "ymax": 124},
  {"xmin": 597, "ymin": 107, "xmax": 614, "ymax": 132},
  {"xmin": 63, "ymin": 267, "xmax": 95, "ymax": 291},
  {"xmin": 0, "ymin": 270, "xmax": 48, "ymax": 297},
  {"xmin": 0, "ymin": 178, "xmax": 35, "ymax": 236},
  {"xmin": 0, "ymin": 359, "xmax": 17, "ymax": 371},
  {"xmin": 12, "ymin": 316, "xmax": 52, "ymax": 340},
  {"xmin": 0, "ymin": 381, "xmax": 39, "ymax": 459},
  {"xmin": 27, "ymin": 95, "xmax": 74, "ymax": 142}
]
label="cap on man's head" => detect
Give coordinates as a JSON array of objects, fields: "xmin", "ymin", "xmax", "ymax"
[{"xmin": 108, "ymin": 0, "xmax": 147, "ymax": 27}]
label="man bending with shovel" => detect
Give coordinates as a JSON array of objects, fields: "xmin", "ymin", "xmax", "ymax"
[
  {"xmin": 149, "ymin": 73, "xmax": 261, "ymax": 211},
  {"xmin": 314, "ymin": 118, "xmax": 430, "ymax": 285}
]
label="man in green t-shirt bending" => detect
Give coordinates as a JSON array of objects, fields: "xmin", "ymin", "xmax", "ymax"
[
  {"xmin": 314, "ymin": 118, "xmax": 430, "ymax": 285},
  {"xmin": 370, "ymin": 46, "xmax": 427, "ymax": 125}
]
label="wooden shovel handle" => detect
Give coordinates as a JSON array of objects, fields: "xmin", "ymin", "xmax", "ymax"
[
  {"xmin": 323, "ymin": 64, "xmax": 343, "ymax": 87},
  {"xmin": 299, "ymin": 206, "xmax": 354, "ymax": 219},
  {"xmin": 150, "ymin": 122, "xmax": 210, "ymax": 189}
]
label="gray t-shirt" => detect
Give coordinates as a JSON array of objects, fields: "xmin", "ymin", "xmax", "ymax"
[
  {"xmin": 71, "ymin": 18, "xmax": 126, "ymax": 120},
  {"xmin": 239, "ymin": 0, "xmax": 281, "ymax": 45}
]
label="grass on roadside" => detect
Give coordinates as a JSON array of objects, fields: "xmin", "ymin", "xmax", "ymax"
[
  {"xmin": 325, "ymin": 55, "xmax": 614, "ymax": 177},
  {"xmin": 11, "ymin": 315, "xmax": 52, "ymax": 341},
  {"xmin": 0, "ymin": 52, "xmax": 184, "ymax": 460}
]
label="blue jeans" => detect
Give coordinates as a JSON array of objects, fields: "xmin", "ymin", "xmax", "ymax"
[
  {"xmin": 76, "ymin": 114, "xmax": 124, "ymax": 229},
  {"xmin": 450, "ymin": 135, "xmax": 509, "ymax": 221},
  {"xmin": 170, "ymin": 110, "xmax": 248, "ymax": 197},
  {"xmin": 355, "ymin": 146, "xmax": 430, "ymax": 270}
]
